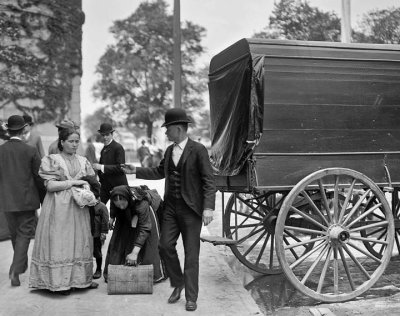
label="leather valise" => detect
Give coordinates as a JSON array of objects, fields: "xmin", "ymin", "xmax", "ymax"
[{"xmin": 107, "ymin": 264, "xmax": 154, "ymax": 295}]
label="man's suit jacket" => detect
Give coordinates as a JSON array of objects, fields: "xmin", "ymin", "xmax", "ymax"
[
  {"xmin": 25, "ymin": 130, "xmax": 45, "ymax": 158},
  {"xmin": 136, "ymin": 138, "xmax": 216, "ymax": 216},
  {"xmin": 98, "ymin": 140, "xmax": 128, "ymax": 189},
  {"xmin": 0, "ymin": 139, "xmax": 45, "ymax": 212}
]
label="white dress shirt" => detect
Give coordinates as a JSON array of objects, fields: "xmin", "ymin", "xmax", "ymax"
[{"xmin": 172, "ymin": 137, "xmax": 188, "ymax": 166}]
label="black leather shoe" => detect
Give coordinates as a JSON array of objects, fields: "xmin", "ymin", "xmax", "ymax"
[
  {"xmin": 93, "ymin": 270, "xmax": 101, "ymax": 279},
  {"xmin": 10, "ymin": 271, "xmax": 20, "ymax": 287},
  {"xmin": 168, "ymin": 286, "xmax": 184, "ymax": 303},
  {"xmin": 185, "ymin": 301, "xmax": 197, "ymax": 311}
]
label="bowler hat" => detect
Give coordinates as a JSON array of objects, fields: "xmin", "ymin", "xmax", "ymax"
[
  {"xmin": 6, "ymin": 115, "xmax": 28, "ymax": 131},
  {"xmin": 161, "ymin": 108, "xmax": 192, "ymax": 127},
  {"xmin": 56, "ymin": 118, "xmax": 77, "ymax": 130},
  {"xmin": 98, "ymin": 123, "xmax": 115, "ymax": 134},
  {"xmin": 23, "ymin": 114, "xmax": 34, "ymax": 126}
]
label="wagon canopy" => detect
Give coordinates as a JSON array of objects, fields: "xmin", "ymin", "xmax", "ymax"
[
  {"xmin": 208, "ymin": 39, "xmax": 264, "ymax": 176},
  {"xmin": 209, "ymin": 38, "xmax": 400, "ymax": 186}
]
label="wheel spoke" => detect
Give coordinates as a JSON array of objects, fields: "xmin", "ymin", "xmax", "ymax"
[
  {"xmin": 236, "ymin": 227, "xmax": 265, "ymax": 244},
  {"xmin": 333, "ymin": 175, "xmax": 340, "ymax": 223},
  {"xmin": 318, "ymin": 180, "xmax": 333, "ymax": 223},
  {"xmin": 316, "ymin": 246, "xmax": 333, "ymax": 293},
  {"xmin": 395, "ymin": 234, "xmax": 400, "ymax": 254},
  {"xmin": 342, "ymin": 243, "xmax": 371, "ymax": 279},
  {"xmin": 290, "ymin": 241, "xmax": 327, "ymax": 270},
  {"xmin": 346, "ymin": 241, "xmax": 382, "ymax": 263},
  {"xmin": 269, "ymin": 233, "xmax": 275, "ymax": 269},
  {"xmin": 300, "ymin": 190, "xmax": 330, "ymax": 226},
  {"xmin": 229, "ymin": 223, "xmax": 259, "ymax": 229},
  {"xmin": 350, "ymin": 235, "xmax": 388, "ymax": 245},
  {"xmin": 284, "ymin": 236, "xmax": 299, "ymax": 260},
  {"xmin": 284, "ymin": 236, "xmax": 327, "ymax": 250},
  {"xmin": 284, "ymin": 225, "xmax": 326, "ymax": 236},
  {"xmin": 256, "ymin": 233, "xmax": 270, "ymax": 264},
  {"xmin": 363, "ymin": 226, "xmax": 386, "ymax": 238},
  {"xmin": 290, "ymin": 206, "xmax": 328, "ymax": 230},
  {"xmin": 350, "ymin": 220, "xmax": 388, "ymax": 233},
  {"xmin": 338, "ymin": 179, "xmax": 356, "ymax": 223},
  {"xmin": 243, "ymin": 230, "xmax": 267, "ymax": 257},
  {"xmin": 338, "ymin": 246, "xmax": 356, "ymax": 291},
  {"xmin": 341, "ymin": 189, "xmax": 372, "ymax": 226},
  {"xmin": 301, "ymin": 243, "xmax": 329, "ymax": 284},
  {"xmin": 347, "ymin": 203, "xmax": 383, "ymax": 228},
  {"xmin": 333, "ymin": 247, "xmax": 339, "ymax": 294}
]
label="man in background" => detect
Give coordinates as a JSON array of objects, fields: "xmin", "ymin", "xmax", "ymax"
[
  {"xmin": 0, "ymin": 115, "xmax": 45, "ymax": 286},
  {"xmin": 22, "ymin": 114, "xmax": 45, "ymax": 158},
  {"xmin": 92, "ymin": 123, "xmax": 128, "ymax": 204},
  {"xmin": 137, "ymin": 139, "xmax": 151, "ymax": 167}
]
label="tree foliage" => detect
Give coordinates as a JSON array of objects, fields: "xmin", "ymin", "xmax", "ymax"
[
  {"xmin": 253, "ymin": 0, "xmax": 340, "ymax": 41},
  {"xmin": 93, "ymin": 0, "xmax": 207, "ymax": 138},
  {"xmin": 353, "ymin": 7, "xmax": 400, "ymax": 44}
]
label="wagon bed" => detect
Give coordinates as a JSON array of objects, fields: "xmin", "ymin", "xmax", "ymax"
[{"xmin": 208, "ymin": 38, "xmax": 400, "ymax": 191}]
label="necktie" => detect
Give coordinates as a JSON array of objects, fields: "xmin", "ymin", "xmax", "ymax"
[{"xmin": 172, "ymin": 143, "xmax": 180, "ymax": 166}]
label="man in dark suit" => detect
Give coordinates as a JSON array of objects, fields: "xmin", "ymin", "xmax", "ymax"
[
  {"xmin": 122, "ymin": 108, "xmax": 216, "ymax": 312},
  {"xmin": 0, "ymin": 115, "xmax": 45, "ymax": 286},
  {"xmin": 22, "ymin": 114, "xmax": 45, "ymax": 158},
  {"xmin": 92, "ymin": 123, "xmax": 128, "ymax": 204}
]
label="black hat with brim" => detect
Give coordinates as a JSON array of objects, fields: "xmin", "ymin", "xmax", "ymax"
[
  {"xmin": 6, "ymin": 115, "xmax": 28, "ymax": 131},
  {"xmin": 161, "ymin": 108, "xmax": 192, "ymax": 127},
  {"xmin": 98, "ymin": 123, "xmax": 115, "ymax": 134}
]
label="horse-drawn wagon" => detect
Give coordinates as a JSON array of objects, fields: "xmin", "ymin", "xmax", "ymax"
[{"xmin": 206, "ymin": 38, "xmax": 400, "ymax": 302}]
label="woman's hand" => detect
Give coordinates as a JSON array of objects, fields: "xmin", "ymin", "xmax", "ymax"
[
  {"xmin": 71, "ymin": 179, "xmax": 88, "ymax": 187},
  {"xmin": 109, "ymin": 218, "xmax": 115, "ymax": 230},
  {"xmin": 126, "ymin": 251, "xmax": 139, "ymax": 266}
]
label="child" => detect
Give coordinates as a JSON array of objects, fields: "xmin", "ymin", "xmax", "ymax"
[{"xmin": 81, "ymin": 176, "xmax": 109, "ymax": 279}]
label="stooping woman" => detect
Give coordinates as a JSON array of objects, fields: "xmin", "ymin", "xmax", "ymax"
[
  {"xmin": 103, "ymin": 185, "xmax": 165, "ymax": 283},
  {"xmin": 29, "ymin": 128, "xmax": 99, "ymax": 295}
]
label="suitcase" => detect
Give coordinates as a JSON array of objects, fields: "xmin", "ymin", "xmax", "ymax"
[{"xmin": 107, "ymin": 264, "xmax": 154, "ymax": 294}]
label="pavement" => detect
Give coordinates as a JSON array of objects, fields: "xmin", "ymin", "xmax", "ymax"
[{"xmin": 0, "ymin": 176, "xmax": 263, "ymax": 316}]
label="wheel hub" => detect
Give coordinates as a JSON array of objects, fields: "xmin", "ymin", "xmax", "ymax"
[{"xmin": 328, "ymin": 224, "xmax": 350, "ymax": 245}]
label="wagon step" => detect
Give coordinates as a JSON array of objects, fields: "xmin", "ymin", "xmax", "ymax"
[{"xmin": 200, "ymin": 235, "xmax": 238, "ymax": 246}]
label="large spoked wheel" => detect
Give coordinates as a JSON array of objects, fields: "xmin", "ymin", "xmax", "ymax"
[
  {"xmin": 275, "ymin": 168, "xmax": 394, "ymax": 302},
  {"xmin": 224, "ymin": 192, "xmax": 287, "ymax": 274}
]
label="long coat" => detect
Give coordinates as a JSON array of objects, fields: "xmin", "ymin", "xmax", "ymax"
[
  {"xmin": 0, "ymin": 139, "xmax": 45, "ymax": 212},
  {"xmin": 98, "ymin": 140, "xmax": 128, "ymax": 190},
  {"xmin": 136, "ymin": 138, "xmax": 216, "ymax": 216},
  {"xmin": 25, "ymin": 130, "xmax": 45, "ymax": 159}
]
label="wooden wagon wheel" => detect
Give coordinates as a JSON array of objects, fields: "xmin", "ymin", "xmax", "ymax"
[
  {"xmin": 360, "ymin": 188, "xmax": 400, "ymax": 257},
  {"xmin": 275, "ymin": 168, "xmax": 394, "ymax": 302},
  {"xmin": 224, "ymin": 191, "xmax": 286, "ymax": 274},
  {"xmin": 223, "ymin": 191, "xmax": 322, "ymax": 274}
]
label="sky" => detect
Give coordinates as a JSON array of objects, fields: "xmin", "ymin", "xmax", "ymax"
[{"xmin": 81, "ymin": 0, "xmax": 400, "ymax": 119}]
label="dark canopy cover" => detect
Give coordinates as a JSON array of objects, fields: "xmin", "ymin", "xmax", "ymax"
[{"xmin": 208, "ymin": 39, "xmax": 264, "ymax": 176}]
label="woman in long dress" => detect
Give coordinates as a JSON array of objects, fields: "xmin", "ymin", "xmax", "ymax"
[
  {"xmin": 103, "ymin": 185, "xmax": 165, "ymax": 283},
  {"xmin": 29, "ymin": 128, "xmax": 98, "ymax": 294}
]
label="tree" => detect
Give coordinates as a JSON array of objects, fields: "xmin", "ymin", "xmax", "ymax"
[
  {"xmin": 92, "ymin": 0, "xmax": 207, "ymax": 139},
  {"xmin": 353, "ymin": 7, "xmax": 400, "ymax": 44},
  {"xmin": 253, "ymin": 0, "xmax": 341, "ymax": 42}
]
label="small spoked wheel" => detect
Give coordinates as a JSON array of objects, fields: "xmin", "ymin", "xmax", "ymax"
[
  {"xmin": 224, "ymin": 192, "xmax": 286, "ymax": 274},
  {"xmin": 275, "ymin": 168, "xmax": 394, "ymax": 302}
]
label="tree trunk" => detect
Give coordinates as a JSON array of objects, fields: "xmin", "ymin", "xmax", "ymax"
[{"xmin": 146, "ymin": 122, "xmax": 153, "ymax": 140}]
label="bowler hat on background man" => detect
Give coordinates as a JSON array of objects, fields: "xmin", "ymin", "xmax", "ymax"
[
  {"xmin": 56, "ymin": 118, "xmax": 77, "ymax": 130},
  {"xmin": 161, "ymin": 108, "xmax": 192, "ymax": 127},
  {"xmin": 23, "ymin": 114, "xmax": 34, "ymax": 126},
  {"xmin": 98, "ymin": 123, "xmax": 115, "ymax": 134},
  {"xmin": 6, "ymin": 115, "xmax": 28, "ymax": 131}
]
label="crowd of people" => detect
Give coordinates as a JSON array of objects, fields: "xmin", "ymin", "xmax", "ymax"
[{"xmin": 0, "ymin": 108, "xmax": 216, "ymax": 312}]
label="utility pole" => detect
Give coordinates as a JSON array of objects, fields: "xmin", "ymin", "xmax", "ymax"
[
  {"xmin": 173, "ymin": 0, "xmax": 182, "ymax": 108},
  {"xmin": 341, "ymin": 0, "xmax": 351, "ymax": 43}
]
